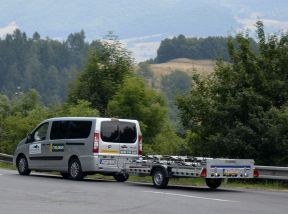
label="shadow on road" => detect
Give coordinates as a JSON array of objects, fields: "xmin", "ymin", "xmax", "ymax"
[
  {"xmin": 126, "ymin": 181, "xmax": 242, "ymax": 193},
  {"xmin": 11, "ymin": 171, "xmax": 243, "ymax": 193},
  {"xmin": 13, "ymin": 172, "xmax": 115, "ymax": 183}
]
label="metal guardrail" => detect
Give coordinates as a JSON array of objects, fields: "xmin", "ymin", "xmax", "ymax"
[
  {"xmin": 0, "ymin": 153, "xmax": 13, "ymax": 164},
  {"xmin": 0, "ymin": 153, "xmax": 287, "ymax": 180},
  {"xmin": 255, "ymin": 165, "xmax": 288, "ymax": 180}
]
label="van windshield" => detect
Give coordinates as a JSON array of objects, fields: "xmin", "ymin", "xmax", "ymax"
[{"xmin": 100, "ymin": 121, "xmax": 137, "ymax": 143}]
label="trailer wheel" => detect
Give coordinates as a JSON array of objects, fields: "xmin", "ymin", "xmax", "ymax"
[
  {"xmin": 113, "ymin": 172, "xmax": 129, "ymax": 182},
  {"xmin": 152, "ymin": 168, "xmax": 169, "ymax": 189},
  {"xmin": 206, "ymin": 178, "xmax": 222, "ymax": 189}
]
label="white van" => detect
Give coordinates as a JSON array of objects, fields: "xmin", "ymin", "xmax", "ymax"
[{"xmin": 13, "ymin": 117, "xmax": 142, "ymax": 181}]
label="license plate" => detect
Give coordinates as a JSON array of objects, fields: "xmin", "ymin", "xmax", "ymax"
[
  {"xmin": 224, "ymin": 168, "xmax": 239, "ymax": 175},
  {"xmin": 100, "ymin": 159, "xmax": 117, "ymax": 165}
]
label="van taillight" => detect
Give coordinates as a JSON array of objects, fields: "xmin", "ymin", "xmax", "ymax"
[
  {"xmin": 93, "ymin": 132, "xmax": 100, "ymax": 153},
  {"xmin": 138, "ymin": 135, "xmax": 143, "ymax": 155}
]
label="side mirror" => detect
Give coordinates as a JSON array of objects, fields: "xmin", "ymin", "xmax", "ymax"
[{"xmin": 26, "ymin": 133, "xmax": 33, "ymax": 144}]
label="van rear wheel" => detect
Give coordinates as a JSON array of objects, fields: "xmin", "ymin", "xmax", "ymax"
[
  {"xmin": 69, "ymin": 158, "xmax": 84, "ymax": 180},
  {"xmin": 113, "ymin": 172, "xmax": 129, "ymax": 182},
  {"xmin": 17, "ymin": 155, "xmax": 31, "ymax": 176}
]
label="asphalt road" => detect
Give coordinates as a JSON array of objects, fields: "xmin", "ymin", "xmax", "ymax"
[{"xmin": 0, "ymin": 168, "xmax": 287, "ymax": 214}]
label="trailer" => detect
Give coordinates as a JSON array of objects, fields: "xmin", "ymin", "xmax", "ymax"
[{"xmin": 124, "ymin": 155, "xmax": 259, "ymax": 189}]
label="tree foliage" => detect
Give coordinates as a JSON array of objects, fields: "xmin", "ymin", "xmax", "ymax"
[
  {"xmin": 177, "ymin": 22, "xmax": 288, "ymax": 166},
  {"xmin": 68, "ymin": 39, "xmax": 134, "ymax": 115},
  {"xmin": 0, "ymin": 29, "xmax": 98, "ymax": 104},
  {"xmin": 108, "ymin": 76, "xmax": 167, "ymax": 144},
  {"xmin": 156, "ymin": 35, "xmax": 257, "ymax": 63},
  {"xmin": 161, "ymin": 70, "xmax": 191, "ymax": 125},
  {"xmin": 0, "ymin": 91, "xmax": 99, "ymax": 154}
]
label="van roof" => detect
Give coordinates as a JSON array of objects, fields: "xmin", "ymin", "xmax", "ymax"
[{"xmin": 43, "ymin": 117, "xmax": 138, "ymax": 123}]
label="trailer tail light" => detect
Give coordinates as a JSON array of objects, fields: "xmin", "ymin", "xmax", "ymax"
[
  {"xmin": 93, "ymin": 132, "xmax": 100, "ymax": 153},
  {"xmin": 253, "ymin": 168, "xmax": 259, "ymax": 177},
  {"xmin": 138, "ymin": 135, "xmax": 143, "ymax": 156},
  {"xmin": 200, "ymin": 168, "xmax": 207, "ymax": 177}
]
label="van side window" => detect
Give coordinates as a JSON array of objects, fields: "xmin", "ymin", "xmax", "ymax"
[
  {"xmin": 33, "ymin": 122, "xmax": 49, "ymax": 141},
  {"xmin": 50, "ymin": 121, "xmax": 68, "ymax": 140},
  {"xmin": 101, "ymin": 121, "xmax": 118, "ymax": 142},
  {"xmin": 119, "ymin": 122, "xmax": 137, "ymax": 143},
  {"xmin": 67, "ymin": 121, "xmax": 92, "ymax": 139},
  {"xmin": 50, "ymin": 120, "xmax": 92, "ymax": 140}
]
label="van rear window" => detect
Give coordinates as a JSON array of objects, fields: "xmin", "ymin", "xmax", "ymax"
[
  {"xmin": 119, "ymin": 122, "xmax": 137, "ymax": 143},
  {"xmin": 50, "ymin": 121, "xmax": 92, "ymax": 140},
  {"xmin": 100, "ymin": 121, "xmax": 137, "ymax": 143}
]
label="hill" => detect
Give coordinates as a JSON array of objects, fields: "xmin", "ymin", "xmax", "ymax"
[{"xmin": 138, "ymin": 58, "xmax": 216, "ymax": 89}]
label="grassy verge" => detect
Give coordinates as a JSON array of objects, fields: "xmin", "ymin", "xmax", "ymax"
[
  {"xmin": 1, "ymin": 162, "xmax": 287, "ymax": 191},
  {"xmin": 0, "ymin": 162, "xmax": 16, "ymax": 170},
  {"xmin": 223, "ymin": 179, "xmax": 288, "ymax": 191}
]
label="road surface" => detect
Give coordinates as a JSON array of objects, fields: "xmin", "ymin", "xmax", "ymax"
[{"xmin": 0, "ymin": 169, "xmax": 287, "ymax": 214}]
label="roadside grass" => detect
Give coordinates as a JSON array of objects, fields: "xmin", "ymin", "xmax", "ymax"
[
  {"xmin": 1, "ymin": 162, "xmax": 287, "ymax": 191},
  {"xmin": 0, "ymin": 162, "xmax": 16, "ymax": 170}
]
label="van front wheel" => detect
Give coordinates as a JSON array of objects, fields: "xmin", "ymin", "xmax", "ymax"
[
  {"xmin": 69, "ymin": 159, "xmax": 84, "ymax": 180},
  {"xmin": 17, "ymin": 156, "xmax": 31, "ymax": 176}
]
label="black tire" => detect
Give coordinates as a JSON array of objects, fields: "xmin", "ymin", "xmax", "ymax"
[
  {"xmin": 205, "ymin": 178, "xmax": 222, "ymax": 189},
  {"xmin": 60, "ymin": 172, "xmax": 70, "ymax": 179},
  {"xmin": 17, "ymin": 155, "xmax": 31, "ymax": 176},
  {"xmin": 113, "ymin": 172, "xmax": 129, "ymax": 182},
  {"xmin": 68, "ymin": 158, "xmax": 84, "ymax": 180},
  {"xmin": 152, "ymin": 168, "xmax": 169, "ymax": 189}
]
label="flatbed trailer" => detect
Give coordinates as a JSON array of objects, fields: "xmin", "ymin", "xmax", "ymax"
[{"xmin": 124, "ymin": 155, "xmax": 259, "ymax": 189}]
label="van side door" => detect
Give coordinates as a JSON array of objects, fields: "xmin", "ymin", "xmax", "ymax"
[
  {"xmin": 27, "ymin": 122, "xmax": 49, "ymax": 169},
  {"xmin": 45, "ymin": 120, "xmax": 68, "ymax": 171}
]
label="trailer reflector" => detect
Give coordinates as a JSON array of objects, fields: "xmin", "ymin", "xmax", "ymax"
[
  {"xmin": 200, "ymin": 168, "xmax": 207, "ymax": 177},
  {"xmin": 253, "ymin": 168, "xmax": 259, "ymax": 177}
]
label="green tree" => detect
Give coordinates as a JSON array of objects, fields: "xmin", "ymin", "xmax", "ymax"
[
  {"xmin": 58, "ymin": 100, "xmax": 99, "ymax": 117},
  {"xmin": 68, "ymin": 38, "xmax": 134, "ymax": 115},
  {"xmin": 108, "ymin": 76, "xmax": 167, "ymax": 144},
  {"xmin": 161, "ymin": 70, "xmax": 191, "ymax": 125},
  {"xmin": 177, "ymin": 22, "xmax": 288, "ymax": 166}
]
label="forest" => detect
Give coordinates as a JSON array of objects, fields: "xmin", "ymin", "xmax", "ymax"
[
  {"xmin": 155, "ymin": 34, "xmax": 257, "ymax": 63},
  {"xmin": 0, "ymin": 22, "xmax": 287, "ymax": 166},
  {"xmin": 0, "ymin": 29, "xmax": 103, "ymax": 104}
]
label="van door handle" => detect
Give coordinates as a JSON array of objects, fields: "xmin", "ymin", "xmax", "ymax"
[{"xmin": 121, "ymin": 145, "xmax": 128, "ymax": 149}]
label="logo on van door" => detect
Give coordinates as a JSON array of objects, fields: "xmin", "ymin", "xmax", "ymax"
[
  {"xmin": 50, "ymin": 144, "xmax": 65, "ymax": 152},
  {"xmin": 29, "ymin": 143, "xmax": 41, "ymax": 155}
]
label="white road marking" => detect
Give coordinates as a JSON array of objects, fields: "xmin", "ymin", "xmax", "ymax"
[
  {"xmin": 0, "ymin": 174, "xmax": 3, "ymax": 176},
  {"xmin": 143, "ymin": 191, "xmax": 239, "ymax": 202}
]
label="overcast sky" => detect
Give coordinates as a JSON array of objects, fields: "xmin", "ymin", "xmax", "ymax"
[{"xmin": 1, "ymin": 0, "xmax": 288, "ymax": 61}]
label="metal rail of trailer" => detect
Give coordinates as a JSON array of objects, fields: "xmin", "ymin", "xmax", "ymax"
[{"xmin": 124, "ymin": 155, "xmax": 258, "ymax": 189}]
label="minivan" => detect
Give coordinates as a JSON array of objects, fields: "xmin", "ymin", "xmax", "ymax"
[{"xmin": 13, "ymin": 117, "xmax": 142, "ymax": 181}]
